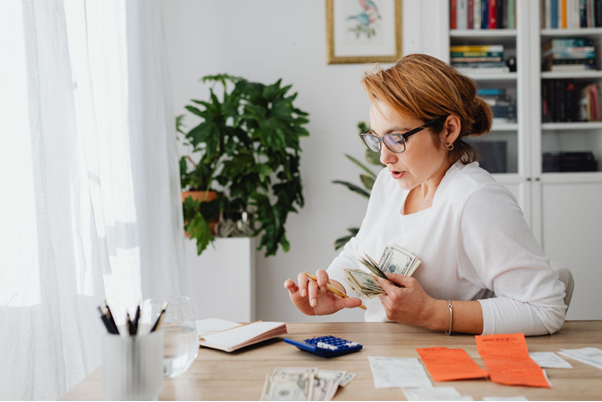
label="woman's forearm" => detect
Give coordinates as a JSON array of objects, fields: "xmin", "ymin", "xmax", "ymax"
[{"xmin": 425, "ymin": 299, "xmax": 484, "ymax": 335}]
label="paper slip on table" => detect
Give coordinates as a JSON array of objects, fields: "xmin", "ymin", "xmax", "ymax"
[{"xmin": 63, "ymin": 321, "xmax": 602, "ymax": 401}]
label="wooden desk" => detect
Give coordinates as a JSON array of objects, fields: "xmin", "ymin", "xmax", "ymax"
[{"xmin": 63, "ymin": 321, "xmax": 602, "ymax": 401}]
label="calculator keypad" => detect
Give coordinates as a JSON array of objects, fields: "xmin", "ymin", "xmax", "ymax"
[{"xmin": 306, "ymin": 336, "xmax": 352, "ymax": 349}]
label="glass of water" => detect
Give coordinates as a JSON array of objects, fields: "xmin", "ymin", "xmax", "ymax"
[{"xmin": 141, "ymin": 296, "xmax": 199, "ymax": 378}]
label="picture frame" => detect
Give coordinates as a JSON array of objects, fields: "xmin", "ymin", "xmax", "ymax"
[{"xmin": 326, "ymin": 0, "xmax": 403, "ymax": 65}]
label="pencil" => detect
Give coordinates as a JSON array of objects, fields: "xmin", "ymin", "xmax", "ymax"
[
  {"xmin": 303, "ymin": 272, "xmax": 367, "ymax": 310},
  {"xmin": 98, "ymin": 306, "xmax": 115, "ymax": 334},
  {"xmin": 125, "ymin": 313, "xmax": 132, "ymax": 336},
  {"xmin": 132, "ymin": 302, "xmax": 141, "ymax": 335},
  {"xmin": 104, "ymin": 299, "xmax": 120, "ymax": 335},
  {"xmin": 150, "ymin": 301, "xmax": 169, "ymax": 332}
]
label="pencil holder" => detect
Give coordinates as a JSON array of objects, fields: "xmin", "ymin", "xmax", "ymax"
[{"xmin": 102, "ymin": 330, "xmax": 164, "ymax": 401}]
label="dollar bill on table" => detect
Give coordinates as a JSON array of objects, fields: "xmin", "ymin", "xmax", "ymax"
[
  {"xmin": 260, "ymin": 372, "xmax": 314, "ymax": 401},
  {"xmin": 316, "ymin": 370, "xmax": 346, "ymax": 384},
  {"xmin": 267, "ymin": 368, "xmax": 342, "ymax": 401},
  {"xmin": 311, "ymin": 377, "xmax": 338, "ymax": 401},
  {"xmin": 273, "ymin": 367, "xmax": 318, "ymax": 376},
  {"xmin": 338, "ymin": 372, "xmax": 356, "ymax": 387}
]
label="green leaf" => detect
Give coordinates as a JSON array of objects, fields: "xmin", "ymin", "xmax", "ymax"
[
  {"xmin": 365, "ymin": 148, "xmax": 384, "ymax": 166},
  {"xmin": 331, "ymin": 180, "xmax": 370, "ymax": 198},
  {"xmin": 360, "ymin": 174, "xmax": 375, "ymax": 190},
  {"xmin": 357, "ymin": 121, "xmax": 369, "ymax": 134},
  {"xmin": 187, "ymin": 214, "xmax": 214, "ymax": 255},
  {"xmin": 176, "ymin": 115, "xmax": 186, "ymax": 134},
  {"xmin": 334, "ymin": 227, "xmax": 359, "ymax": 250},
  {"xmin": 345, "ymin": 154, "xmax": 377, "ymax": 178}
]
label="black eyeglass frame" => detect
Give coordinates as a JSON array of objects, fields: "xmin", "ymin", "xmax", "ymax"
[{"xmin": 359, "ymin": 116, "xmax": 448, "ymax": 154}]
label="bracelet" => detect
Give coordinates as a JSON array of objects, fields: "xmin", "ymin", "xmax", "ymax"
[{"xmin": 445, "ymin": 300, "xmax": 453, "ymax": 336}]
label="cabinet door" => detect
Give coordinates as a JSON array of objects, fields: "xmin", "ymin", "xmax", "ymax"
[{"xmin": 537, "ymin": 179, "xmax": 602, "ymax": 320}]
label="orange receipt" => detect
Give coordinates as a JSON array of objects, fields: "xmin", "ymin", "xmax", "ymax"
[
  {"xmin": 416, "ymin": 347, "xmax": 489, "ymax": 382},
  {"xmin": 475, "ymin": 333, "xmax": 551, "ymax": 388}
]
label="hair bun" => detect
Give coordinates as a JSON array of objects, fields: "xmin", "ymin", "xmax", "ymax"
[{"xmin": 470, "ymin": 97, "xmax": 493, "ymax": 137}]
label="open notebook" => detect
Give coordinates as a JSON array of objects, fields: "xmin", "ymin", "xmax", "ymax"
[{"xmin": 195, "ymin": 318, "xmax": 287, "ymax": 352}]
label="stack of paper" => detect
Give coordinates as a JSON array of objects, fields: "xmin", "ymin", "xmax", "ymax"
[
  {"xmin": 368, "ymin": 356, "xmax": 432, "ymax": 389},
  {"xmin": 558, "ymin": 347, "xmax": 602, "ymax": 370},
  {"xmin": 475, "ymin": 333, "xmax": 551, "ymax": 388},
  {"xmin": 529, "ymin": 352, "xmax": 573, "ymax": 369},
  {"xmin": 196, "ymin": 318, "xmax": 287, "ymax": 352},
  {"xmin": 402, "ymin": 387, "xmax": 474, "ymax": 401},
  {"xmin": 416, "ymin": 347, "xmax": 489, "ymax": 381}
]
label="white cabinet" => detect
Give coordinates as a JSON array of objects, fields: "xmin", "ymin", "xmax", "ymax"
[
  {"xmin": 184, "ymin": 237, "xmax": 256, "ymax": 323},
  {"xmin": 445, "ymin": 0, "xmax": 602, "ymax": 319},
  {"xmin": 538, "ymin": 177, "xmax": 602, "ymax": 319}
]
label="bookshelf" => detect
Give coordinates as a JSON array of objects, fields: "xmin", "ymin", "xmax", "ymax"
[{"xmin": 446, "ymin": 0, "xmax": 602, "ymax": 320}]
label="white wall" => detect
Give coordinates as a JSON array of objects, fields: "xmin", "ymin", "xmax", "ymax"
[{"xmin": 162, "ymin": 0, "xmax": 447, "ymax": 322}]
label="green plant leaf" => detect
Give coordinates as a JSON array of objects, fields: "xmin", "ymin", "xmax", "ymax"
[
  {"xmin": 331, "ymin": 180, "xmax": 370, "ymax": 198},
  {"xmin": 357, "ymin": 121, "xmax": 369, "ymax": 134},
  {"xmin": 365, "ymin": 148, "xmax": 384, "ymax": 166},
  {"xmin": 187, "ymin": 213, "xmax": 214, "ymax": 255},
  {"xmin": 360, "ymin": 174, "xmax": 375, "ymax": 190},
  {"xmin": 176, "ymin": 115, "xmax": 186, "ymax": 134},
  {"xmin": 179, "ymin": 74, "xmax": 310, "ymax": 258},
  {"xmin": 345, "ymin": 154, "xmax": 377, "ymax": 178}
]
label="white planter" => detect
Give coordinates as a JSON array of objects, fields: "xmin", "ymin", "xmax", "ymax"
[{"xmin": 184, "ymin": 237, "xmax": 256, "ymax": 322}]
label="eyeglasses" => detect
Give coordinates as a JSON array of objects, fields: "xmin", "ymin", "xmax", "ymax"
[{"xmin": 360, "ymin": 116, "xmax": 447, "ymax": 154}]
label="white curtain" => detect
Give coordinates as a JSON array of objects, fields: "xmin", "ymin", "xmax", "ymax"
[{"xmin": 0, "ymin": 0, "xmax": 184, "ymax": 399}]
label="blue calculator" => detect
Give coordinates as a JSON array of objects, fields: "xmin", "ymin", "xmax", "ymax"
[{"xmin": 284, "ymin": 336, "xmax": 363, "ymax": 358}]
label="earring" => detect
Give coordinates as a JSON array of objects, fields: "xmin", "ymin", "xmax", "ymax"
[{"xmin": 446, "ymin": 142, "xmax": 454, "ymax": 151}]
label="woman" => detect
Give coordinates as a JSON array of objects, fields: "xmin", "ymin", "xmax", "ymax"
[{"xmin": 284, "ymin": 54, "xmax": 566, "ymax": 336}]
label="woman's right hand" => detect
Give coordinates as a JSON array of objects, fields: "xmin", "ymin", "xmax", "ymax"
[{"xmin": 283, "ymin": 269, "xmax": 362, "ymax": 316}]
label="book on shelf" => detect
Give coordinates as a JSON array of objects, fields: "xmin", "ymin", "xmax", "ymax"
[
  {"xmin": 456, "ymin": 66, "xmax": 511, "ymax": 73},
  {"xmin": 450, "ymin": 0, "xmax": 516, "ymax": 30},
  {"xmin": 540, "ymin": 0, "xmax": 602, "ymax": 29},
  {"xmin": 451, "ymin": 45, "xmax": 510, "ymax": 73},
  {"xmin": 543, "ymin": 152, "xmax": 598, "ymax": 172},
  {"xmin": 541, "ymin": 38, "xmax": 597, "ymax": 71},
  {"xmin": 542, "ymin": 80, "xmax": 602, "ymax": 122},
  {"xmin": 477, "ymin": 88, "xmax": 517, "ymax": 122}
]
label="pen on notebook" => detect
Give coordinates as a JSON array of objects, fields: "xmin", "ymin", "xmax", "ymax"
[
  {"xmin": 303, "ymin": 271, "xmax": 367, "ymax": 310},
  {"xmin": 150, "ymin": 301, "xmax": 169, "ymax": 332}
]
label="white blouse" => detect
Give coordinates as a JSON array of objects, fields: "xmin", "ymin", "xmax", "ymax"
[{"xmin": 327, "ymin": 161, "xmax": 566, "ymax": 335}]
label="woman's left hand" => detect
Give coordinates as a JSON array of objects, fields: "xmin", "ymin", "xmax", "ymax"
[{"xmin": 375, "ymin": 274, "xmax": 437, "ymax": 327}]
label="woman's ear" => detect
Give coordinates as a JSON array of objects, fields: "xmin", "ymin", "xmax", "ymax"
[{"xmin": 441, "ymin": 115, "xmax": 461, "ymax": 145}]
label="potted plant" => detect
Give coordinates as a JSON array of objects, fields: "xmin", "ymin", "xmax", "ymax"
[
  {"xmin": 332, "ymin": 121, "xmax": 384, "ymax": 249},
  {"xmin": 178, "ymin": 74, "xmax": 310, "ymax": 257}
]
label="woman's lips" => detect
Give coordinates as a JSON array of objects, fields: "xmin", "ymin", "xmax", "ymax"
[{"xmin": 391, "ymin": 171, "xmax": 404, "ymax": 179}]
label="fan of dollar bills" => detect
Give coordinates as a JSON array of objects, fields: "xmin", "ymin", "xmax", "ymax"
[
  {"xmin": 343, "ymin": 245, "xmax": 421, "ymax": 299},
  {"xmin": 260, "ymin": 368, "xmax": 356, "ymax": 401}
]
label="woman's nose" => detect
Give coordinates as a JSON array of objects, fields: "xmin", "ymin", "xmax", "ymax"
[{"xmin": 379, "ymin": 145, "xmax": 397, "ymax": 166}]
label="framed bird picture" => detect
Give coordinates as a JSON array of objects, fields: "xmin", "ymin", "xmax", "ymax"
[{"xmin": 326, "ymin": 0, "xmax": 402, "ymax": 64}]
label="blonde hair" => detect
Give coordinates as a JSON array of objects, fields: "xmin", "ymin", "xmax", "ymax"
[{"xmin": 361, "ymin": 53, "xmax": 493, "ymax": 164}]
